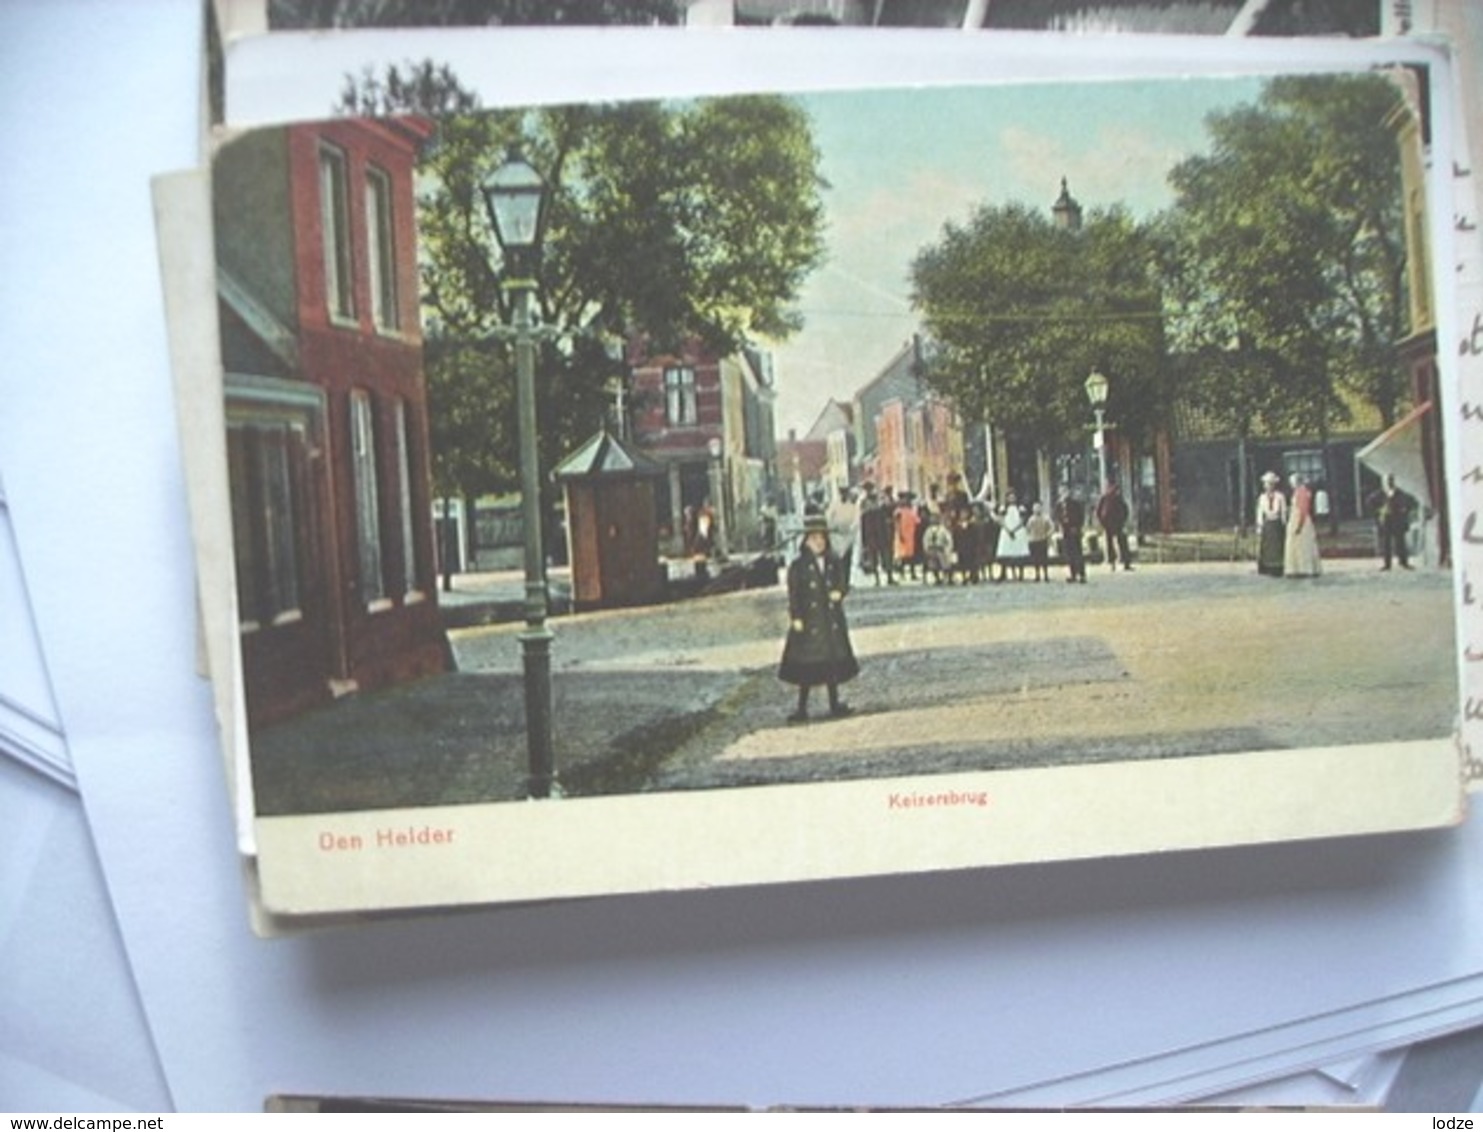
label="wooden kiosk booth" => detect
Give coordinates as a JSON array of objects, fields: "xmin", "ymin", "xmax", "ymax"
[{"xmin": 553, "ymin": 430, "xmax": 667, "ymax": 611}]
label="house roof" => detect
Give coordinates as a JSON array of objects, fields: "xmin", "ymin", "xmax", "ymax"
[
  {"xmin": 554, "ymin": 429, "xmax": 666, "ymax": 480},
  {"xmin": 803, "ymin": 398, "xmax": 853, "ymax": 441},
  {"xmin": 856, "ymin": 338, "xmax": 923, "ymax": 406}
]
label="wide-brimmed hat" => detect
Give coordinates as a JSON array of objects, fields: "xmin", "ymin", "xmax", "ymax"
[
  {"xmin": 802, "ymin": 514, "xmax": 830, "ymax": 534},
  {"xmin": 1260, "ymin": 471, "xmax": 1281, "ymax": 485}
]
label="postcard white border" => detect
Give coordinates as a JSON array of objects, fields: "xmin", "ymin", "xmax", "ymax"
[
  {"xmin": 255, "ymin": 738, "xmax": 1460, "ymax": 916},
  {"xmin": 178, "ymin": 30, "xmax": 1473, "ymax": 921}
]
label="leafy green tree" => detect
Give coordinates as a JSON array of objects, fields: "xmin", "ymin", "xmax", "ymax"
[
  {"xmin": 420, "ymin": 96, "xmax": 823, "ymax": 481},
  {"xmin": 910, "ymin": 201, "xmax": 1169, "ymax": 456},
  {"xmin": 339, "ymin": 64, "xmax": 827, "ymax": 550},
  {"xmin": 402, "ymin": 94, "xmax": 826, "ymax": 353},
  {"xmin": 1164, "ymin": 73, "xmax": 1410, "ymax": 432},
  {"xmin": 423, "ymin": 336, "xmax": 511, "ymax": 503}
]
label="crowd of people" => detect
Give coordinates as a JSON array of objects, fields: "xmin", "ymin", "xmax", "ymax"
[
  {"xmin": 825, "ymin": 475, "xmax": 1133, "ymax": 589},
  {"xmin": 778, "ymin": 469, "xmax": 1424, "ymax": 723},
  {"xmin": 776, "ymin": 474, "xmax": 1130, "ymax": 723}
]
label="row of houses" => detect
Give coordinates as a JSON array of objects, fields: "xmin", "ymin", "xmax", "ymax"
[
  {"xmin": 777, "ymin": 337, "xmax": 971, "ymax": 519},
  {"xmin": 782, "ymin": 325, "xmax": 1442, "ymax": 548}
]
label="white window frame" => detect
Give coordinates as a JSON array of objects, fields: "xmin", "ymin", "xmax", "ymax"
[
  {"xmin": 350, "ymin": 390, "xmax": 389, "ymax": 610},
  {"xmin": 319, "ymin": 144, "xmax": 356, "ymax": 325},
  {"xmin": 1283, "ymin": 449, "xmax": 1326, "ymax": 486},
  {"xmin": 394, "ymin": 398, "xmax": 423, "ymax": 602},
  {"xmin": 366, "ymin": 165, "xmax": 400, "ymax": 334},
  {"xmin": 224, "ymin": 376, "xmax": 324, "ymax": 635},
  {"xmin": 229, "ymin": 421, "xmax": 308, "ymax": 632},
  {"xmin": 664, "ymin": 365, "xmax": 698, "ymax": 427}
]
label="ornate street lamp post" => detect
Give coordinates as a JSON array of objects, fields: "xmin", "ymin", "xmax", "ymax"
[
  {"xmin": 482, "ymin": 153, "xmax": 555, "ymax": 799},
  {"xmin": 706, "ymin": 434, "xmax": 728, "ymax": 559},
  {"xmin": 1084, "ymin": 369, "xmax": 1110, "ymax": 494}
]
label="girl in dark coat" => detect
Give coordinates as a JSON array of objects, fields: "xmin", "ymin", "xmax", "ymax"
[{"xmin": 778, "ymin": 515, "xmax": 859, "ymax": 722}]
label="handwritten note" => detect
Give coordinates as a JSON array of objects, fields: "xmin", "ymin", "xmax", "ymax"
[{"xmin": 1435, "ymin": 7, "xmax": 1483, "ymax": 789}]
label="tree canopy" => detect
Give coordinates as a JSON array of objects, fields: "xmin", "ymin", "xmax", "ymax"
[
  {"xmin": 1163, "ymin": 72, "xmax": 1411, "ymax": 431},
  {"xmin": 910, "ymin": 71, "xmax": 1414, "ymax": 476},
  {"xmin": 339, "ymin": 63, "xmax": 827, "ymax": 500},
  {"xmin": 909, "ymin": 200, "xmax": 1168, "ymax": 452}
]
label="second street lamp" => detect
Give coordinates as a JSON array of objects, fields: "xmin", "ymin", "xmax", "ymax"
[
  {"xmin": 1084, "ymin": 368, "xmax": 1110, "ymax": 494},
  {"xmin": 482, "ymin": 153, "xmax": 556, "ymax": 800},
  {"xmin": 706, "ymin": 434, "xmax": 728, "ymax": 559}
]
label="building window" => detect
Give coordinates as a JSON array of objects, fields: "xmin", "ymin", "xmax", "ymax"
[
  {"xmin": 366, "ymin": 166, "xmax": 399, "ymax": 332},
  {"xmin": 1283, "ymin": 449, "xmax": 1326, "ymax": 488},
  {"xmin": 350, "ymin": 390, "xmax": 386, "ymax": 607},
  {"xmin": 228, "ymin": 421, "xmax": 309, "ymax": 630},
  {"xmin": 664, "ymin": 366, "xmax": 697, "ymax": 426},
  {"xmin": 393, "ymin": 399, "xmax": 421, "ymax": 598},
  {"xmin": 319, "ymin": 145, "xmax": 355, "ymax": 322}
]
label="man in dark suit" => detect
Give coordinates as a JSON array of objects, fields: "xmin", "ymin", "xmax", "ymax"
[
  {"xmin": 1367, "ymin": 473, "xmax": 1418, "ymax": 571},
  {"xmin": 858, "ymin": 482, "xmax": 895, "ymax": 586},
  {"xmin": 1055, "ymin": 486, "xmax": 1087, "ymax": 583},
  {"xmin": 1095, "ymin": 480, "xmax": 1132, "ymax": 572}
]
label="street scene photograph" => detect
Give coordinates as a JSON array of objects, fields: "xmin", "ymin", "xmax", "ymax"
[{"xmin": 213, "ymin": 63, "xmax": 1459, "ymax": 834}]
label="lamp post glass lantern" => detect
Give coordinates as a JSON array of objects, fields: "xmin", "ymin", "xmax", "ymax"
[
  {"xmin": 485, "ymin": 153, "xmax": 556, "ymax": 799},
  {"xmin": 1084, "ymin": 369, "xmax": 1109, "ymax": 412},
  {"xmin": 706, "ymin": 435, "xmax": 728, "ymax": 558},
  {"xmin": 1085, "ymin": 369, "xmax": 1110, "ymax": 492},
  {"xmin": 482, "ymin": 154, "xmax": 547, "ymax": 273}
]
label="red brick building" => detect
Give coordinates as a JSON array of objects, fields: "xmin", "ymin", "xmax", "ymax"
[
  {"xmin": 215, "ymin": 119, "xmax": 449, "ymax": 727},
  {"xmin": 626, "ymin": 338, "xmax": 779, "ymax": 554},
  {"xmin": 775, "ymin": 430, "xmax": 829, "ymax": 515}
]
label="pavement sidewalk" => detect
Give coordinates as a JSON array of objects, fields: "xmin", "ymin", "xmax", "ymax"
[
  {"xmin": 249, "ymin": 556, "xmax": 1455, "ymax": 815},
  {"xmin": 435, "ymin": 566, "xmax": 573, "ymax": 627}
]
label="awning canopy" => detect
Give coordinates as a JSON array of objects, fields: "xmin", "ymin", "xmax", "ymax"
[{"xmin": 1356, "ymin": 401, "xmax": 1433, "ymax": 503}]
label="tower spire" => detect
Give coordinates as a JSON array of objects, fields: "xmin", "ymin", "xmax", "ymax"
[{"xmin": 1052, "ymin": 176, "xmax": 1083, "ymax": 231}]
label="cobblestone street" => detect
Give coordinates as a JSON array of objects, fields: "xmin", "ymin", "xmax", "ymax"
[{"xmin": 250, "ymin": 557, "xmax": 1457, "ymax": 814}]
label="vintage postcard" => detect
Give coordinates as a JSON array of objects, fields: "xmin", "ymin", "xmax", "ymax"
[{"xmin": 193, "ymin": 36, "xmax": 1466, "ymax": 923}]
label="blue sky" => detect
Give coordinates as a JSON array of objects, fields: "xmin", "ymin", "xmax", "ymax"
[{"xmin": 769, "ymin": 75, "xmax": 1271, "ymax": 435}]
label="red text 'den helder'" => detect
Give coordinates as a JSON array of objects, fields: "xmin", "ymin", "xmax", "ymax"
[{"xmin": 318, "ymin": 826, "xmax": 456, "ymax": 852}]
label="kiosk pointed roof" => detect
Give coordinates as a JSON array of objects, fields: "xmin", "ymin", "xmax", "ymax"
[{"xmin": 554, "ymin": 429, "xmax": 665, "ymax": 480}]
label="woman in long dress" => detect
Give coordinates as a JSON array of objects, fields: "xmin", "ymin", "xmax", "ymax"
[
  {"xmin": 1255, "ymin": 471, "xmax": 1287, "ymax": 577},
  {"xmin": 893, "ymin": 493, "xmax": 921, "ymax": 582},
  {"xmin": 1283, "ymin": 474, "xmax": 1322, "ymax": 578},
  {"xmin": 995, "ymin": 490, "xmax": 1030, "ymax": 581}
]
